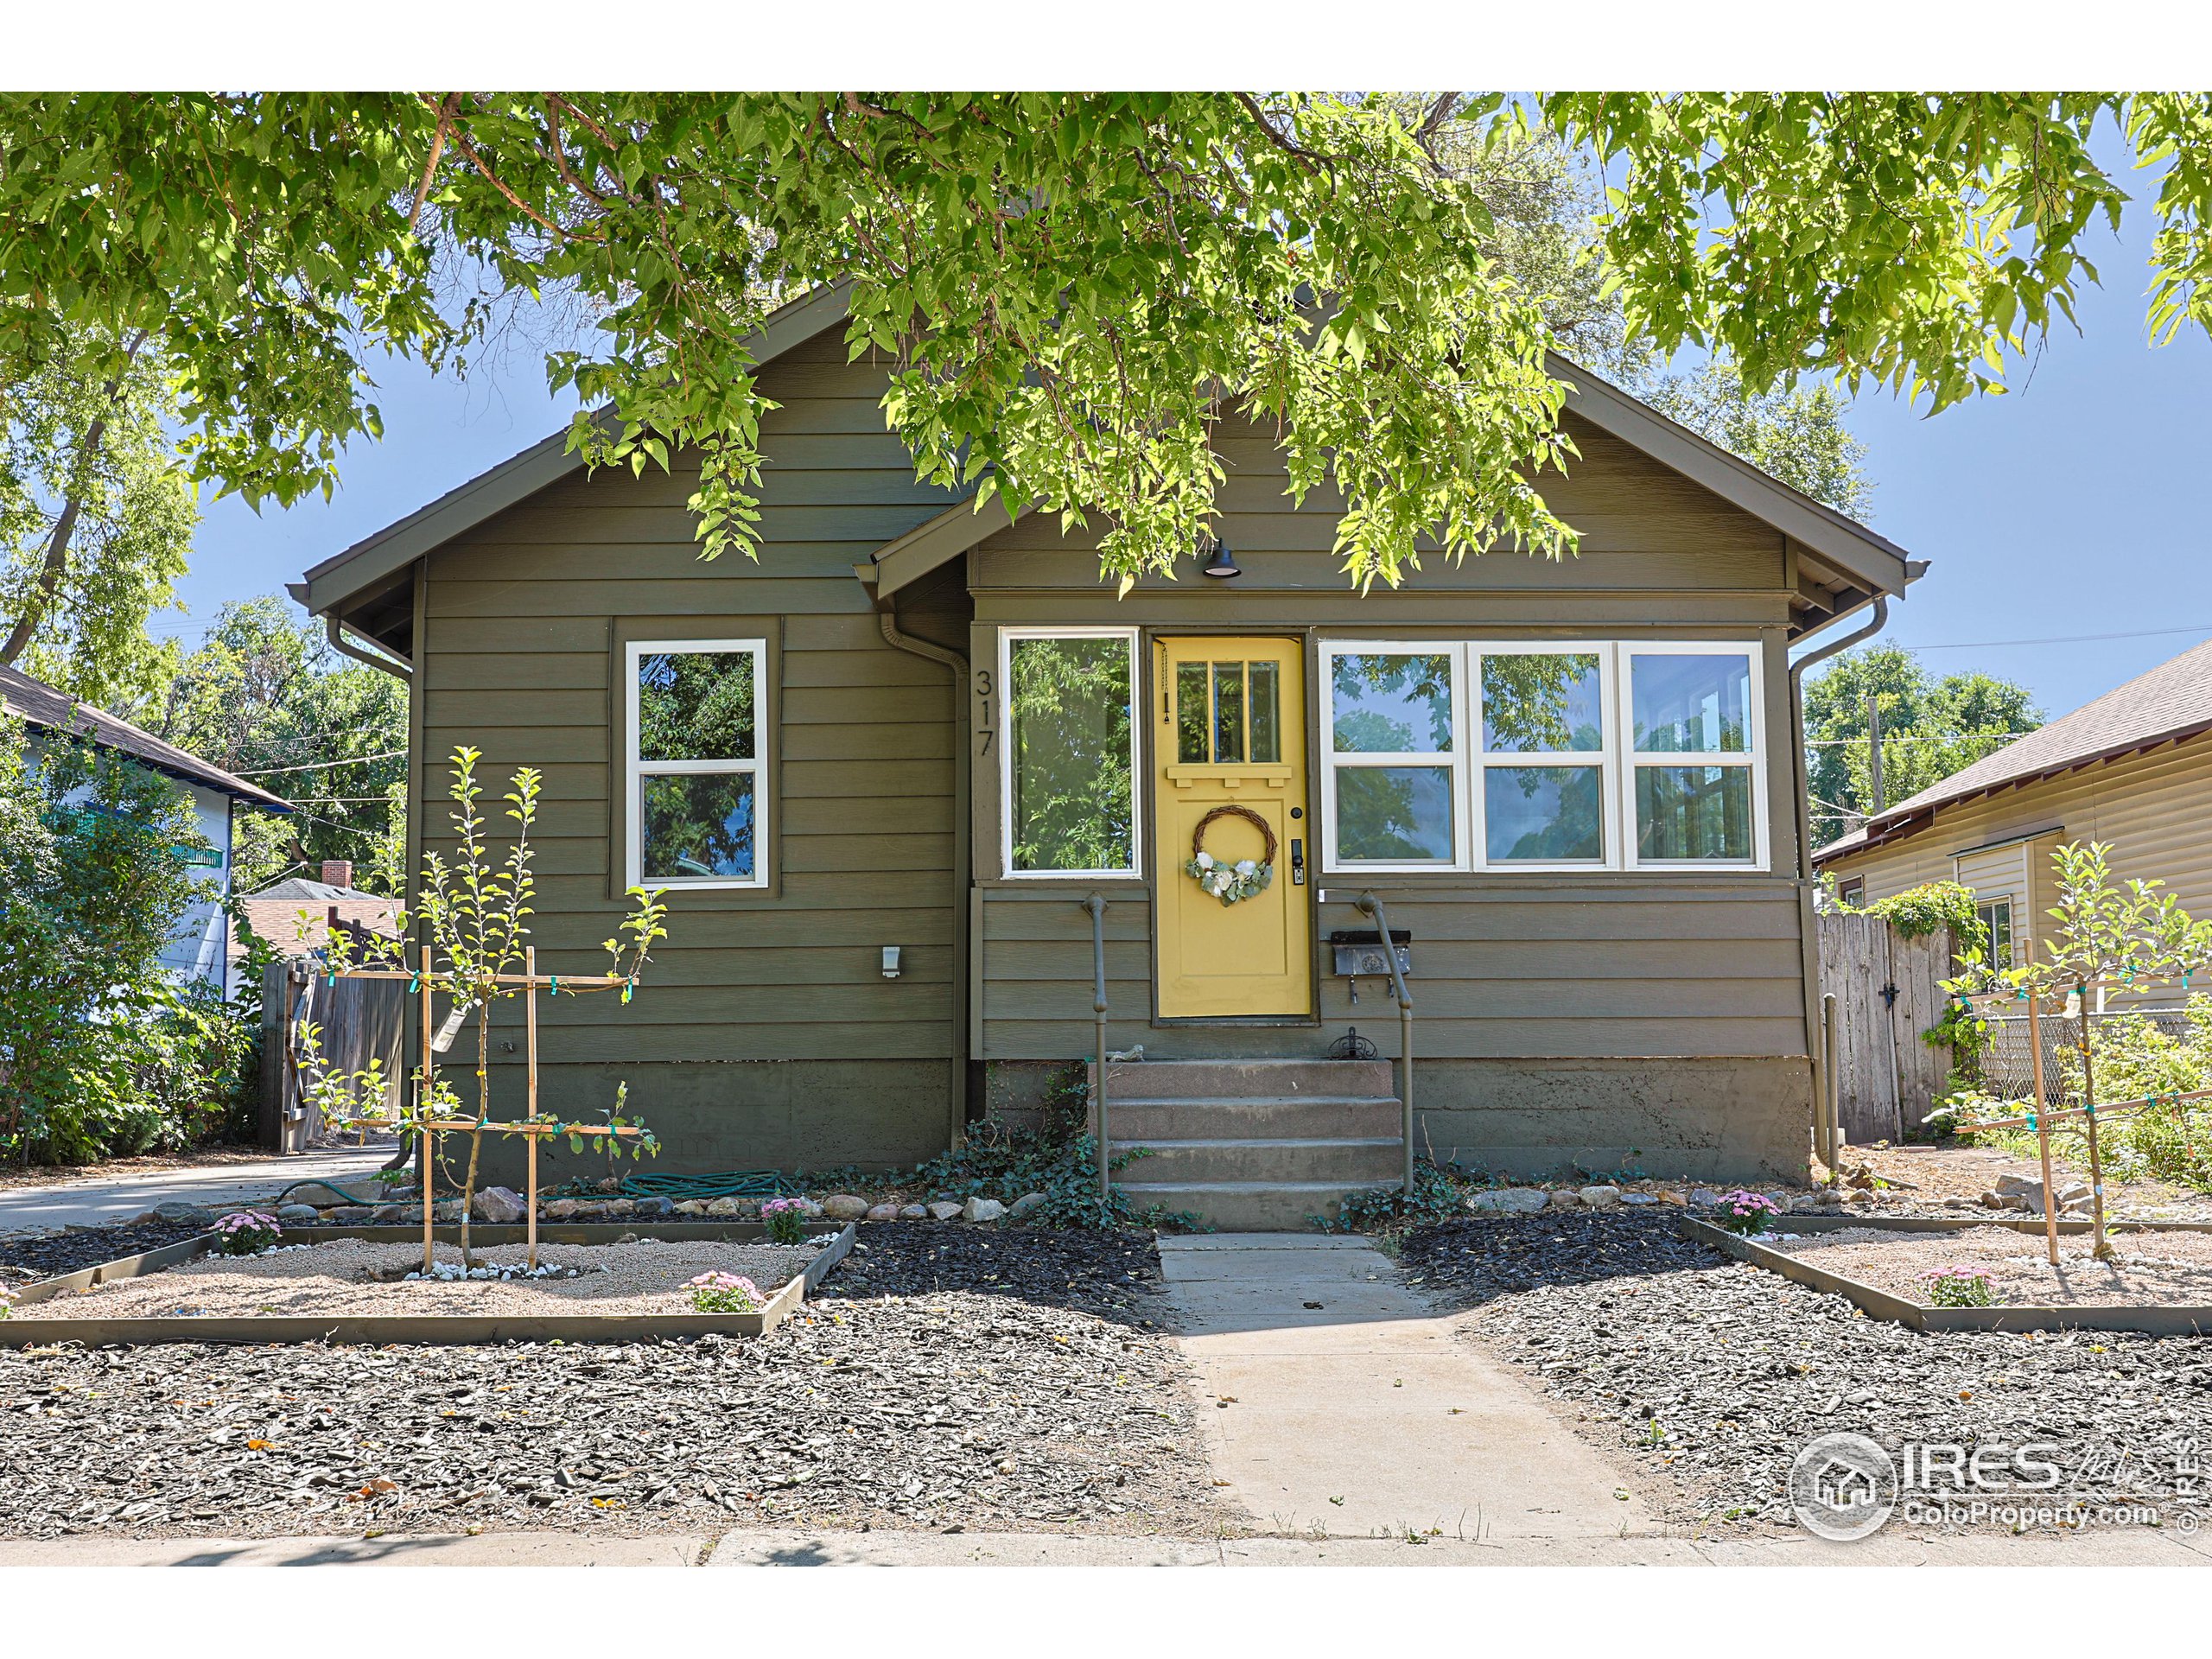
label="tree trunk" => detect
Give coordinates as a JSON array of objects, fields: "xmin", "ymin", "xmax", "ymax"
[{"xmin": 0, "ymin": 331, "xmax": 150, "ymax": 669}]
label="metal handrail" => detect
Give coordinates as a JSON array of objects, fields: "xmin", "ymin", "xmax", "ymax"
[
  {"xmin": 1356, "ymin": 891, "xmax": 1414, "ymax": 1192},
  {"xmin": 1084, "ymin": 892, "xmax": 1109, "ymax": 1199}
]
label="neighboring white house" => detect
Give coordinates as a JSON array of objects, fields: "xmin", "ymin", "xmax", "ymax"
[{"xmin": 2, "ymin": 664, "xmax": 295, "ymax": 990}]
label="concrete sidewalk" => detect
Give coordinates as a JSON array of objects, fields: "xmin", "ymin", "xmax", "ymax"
[
  {"xmin": 0, "ymin": 1145, "xmax": 396, "ymax": 1234},
  {"xmin": 1158, "ymin": 1233, "xmax": 1663, "ymax": 1544},
  {"xmin": 2, "ymin": 1525, "xmax": 2201, "ymax": 1567}
]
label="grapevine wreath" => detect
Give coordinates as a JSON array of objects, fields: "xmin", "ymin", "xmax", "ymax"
[{"xmin": 1184, "ymin": 804, "xmax": 1277, "ymax": 906}]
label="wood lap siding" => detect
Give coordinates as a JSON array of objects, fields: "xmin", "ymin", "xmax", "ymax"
[
  {"xmin": 971, "ymin": 409, "xmax": 1813, "ymax": 1065},
  {"xmin": 979, "ymin": 886, "xmax": 1808, "ymax": 1060},
  {"xmin": 415, "ymin": 334, "xmax": 964, "ymax": 1068}
]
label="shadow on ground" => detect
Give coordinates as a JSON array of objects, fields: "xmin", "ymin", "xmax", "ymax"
[
  {"xmin": 1400, "ymin": 1211, "xmax": 1732, "ymax": 1309},
  {"xmin": 811, "ymin": 1222, "xmax": 1172, "ymax": 1327}
]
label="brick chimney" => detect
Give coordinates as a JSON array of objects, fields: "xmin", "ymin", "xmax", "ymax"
[{"xmin": 321, "ymin": 860, "xmax": 354, "ymax": 891}]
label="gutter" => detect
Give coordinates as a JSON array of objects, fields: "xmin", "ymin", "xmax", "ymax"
[
  {"xmin": 325, "ymin": 614, "xmax": 414, "ymax": 683},
  {"xmin": 865, "ymin": 575, "xmax": 972, "ymax": 1152}
]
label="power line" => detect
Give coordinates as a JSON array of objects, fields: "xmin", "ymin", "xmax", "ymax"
[
  {"xmin": 1883, "ymin": 624, "xmax": 2212, "ymax": 652},
  {"xmin": 1803, "ymin": 733, "xmax": 2037, "ymax": 745},
  {"xmin": 236, "ymin": 749, "xmax": 408, "ymax": 778}
]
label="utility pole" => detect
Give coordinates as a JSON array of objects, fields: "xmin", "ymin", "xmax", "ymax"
[{"xmin": 1866, "ymin": 693, "xmax": 1885, "ymax": 814}]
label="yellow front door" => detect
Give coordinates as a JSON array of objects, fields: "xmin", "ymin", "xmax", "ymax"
[{"xmin": 1154, "ymin": 636, "xmax": 1313, "ymax": 1019}]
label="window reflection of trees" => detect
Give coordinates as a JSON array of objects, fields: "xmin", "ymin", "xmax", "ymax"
[
  {"xmin": 1010, "ymin": 637, "xmax": 1134, "ymax": 872},
  {"xmin": 638, "ymin": 652, "xmax": 754, "ymax": 761}
]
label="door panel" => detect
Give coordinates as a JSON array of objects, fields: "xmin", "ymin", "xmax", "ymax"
[{"xmin": 1154, "ymin": 637, "xmax": 1313, "ymax": 1018}]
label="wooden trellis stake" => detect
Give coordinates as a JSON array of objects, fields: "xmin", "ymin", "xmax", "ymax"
[
  {"xmin": 525, "ymin": 945, "xmax": 539, "ymax": 1270},
  {"xmin": 2027, "ymin": 990, "xmax": 2057, "ymax": 1267}
]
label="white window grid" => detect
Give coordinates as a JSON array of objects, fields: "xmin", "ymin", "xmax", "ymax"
[
  {"xmin": 623, "ymin": 638, "xmax": 769, "ymax": 892},
  {"xmin": 998, "ymin": 626, "xmax": 1143, "ymax": 880},
  {"xmin": 1319, "ymin": 639, "xmax": 1766, "ymax": 874}
]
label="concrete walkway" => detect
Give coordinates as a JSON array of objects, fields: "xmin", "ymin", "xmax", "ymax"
[
  {"xmin": 0, "ymin": 1145, "xmax": 395, "ymax": 1233},
  {"xmin": 1158, "ymin": 1233, "xmax": 1663, "ymax": 1544},
  {"xmin": 2, "ymin": 1525, "xmax": 2200, "ymax": 1567}
]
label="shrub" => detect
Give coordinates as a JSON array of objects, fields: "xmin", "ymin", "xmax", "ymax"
[
  {"xmin": 760, "ymin": 1198, "xmax": 812, "ymax": 1245},
  {"xmin": 686, "ymin": 1271, "xmax": 763, "ymax": 1313},
  {"xmin": 0, "ymin": 726, "xmax": 231, "ymax": 1165},
  {"xmin": 1921, "ymin": 1265, "xmax": 1999, "ymax": 1307},
  {"xmin": 1322, "ymin": 1158, "xmax": 1472, "ymax": 1234},
  {"xmin": 1716, "ymin": 1190, "xmax": 1780, "ymax": 1234},
  {"xmin": 213, "ymin": 1211, "xmax": 282, "ymax": 1255}
]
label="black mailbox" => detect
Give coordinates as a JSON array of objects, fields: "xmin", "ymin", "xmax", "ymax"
[{"xmin": 1328, "ymin": 929, "xmax": 1411, "ymax": 978}]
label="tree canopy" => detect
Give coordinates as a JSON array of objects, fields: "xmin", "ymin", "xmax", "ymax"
[
  {"xmin": 1804, "ymin": 644, "xmax": 2044, "ymax": 842},
  {"xmin": 3, "ymin": 92, "xmax": 2200, "ymax": 588},
  {"xmin": 0, "ymin": 322, "xmax": 194, "ymax": 709},
  {"xmin": 146, "ymin": 597, "xmax": 408, "ymax": 893}
]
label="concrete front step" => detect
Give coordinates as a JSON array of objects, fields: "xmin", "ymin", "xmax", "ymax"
[
  {"xmin": 1107, "ymin": 1095, "xmax": 1404, "ymax": 1141},
  {"xmin": 1112, "ymin": 1135, "xmax": 1404, "ymax": 1185},
  {"xmin": 1090, "ymin": 1058, "xmax": 1395, "ymax": 1101},
  {"xmin": 1122, "ymin": 1179, "xmax": 1397, "ymax": 1230}
]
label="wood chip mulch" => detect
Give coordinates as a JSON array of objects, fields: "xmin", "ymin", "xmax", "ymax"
[
  {"xmin": 0, "ymin": 1224, "xmax": 1224, "ymax": 1541},
  {"xmin": 1403, "ymin": 1213, "xmax": 2212, "ymax": 1535}
]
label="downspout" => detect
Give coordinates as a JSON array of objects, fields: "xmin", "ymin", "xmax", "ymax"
[
  {"xmin": 875, "ymin": 598, "xmax": 972, "ymax": 1152},
  {"xmin": 1789, "ymin": 594, "xmax": 1889, "ymax": 1175}
]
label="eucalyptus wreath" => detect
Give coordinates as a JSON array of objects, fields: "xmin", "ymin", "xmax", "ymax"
[{"xmin": 1184, "ymin": 805, "xmax": 1277, "ymax": 907}]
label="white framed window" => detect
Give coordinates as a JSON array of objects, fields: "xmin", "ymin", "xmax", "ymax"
[
  {"xmin": 624, "ymin": 639, "xmax": 767, "ymax": 891},
  {"xmin": 1319, "ymin": 639, "xmax": 1765, "ymax": 874},
  {"xmin": 1975, "ymin": 897, "xmax": 2015, "ymax": 965},
  {"xmin": 1620, "ymin": 643, "xmax": 1764, "ymax": 870},
  {"xmin": 999, "ymin": 627, "xmax": 1141, "ymax": 878}
]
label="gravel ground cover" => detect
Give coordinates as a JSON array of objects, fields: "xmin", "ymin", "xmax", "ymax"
[
  {"xmin": 1770, "ymin": 1224, "xmax": 2212, "ymax": 1306},
  {"xmin": 1851, "ymin": 1143, "xmax": 2212, "ymax": 1221},
  {"xmin": 0, "ymin": 1221, "xmax": 207, "ymax": 1283},
  {"xmin": 1405, "ymin": 1213, "xmax": 2212, "ymax": 1534},
  {"xmin": 0, "ymin": 1224, "xmax": 1221, "ymax": 1540}
]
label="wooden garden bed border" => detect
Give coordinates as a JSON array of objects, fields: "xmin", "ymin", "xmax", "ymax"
[
  {"xmin": 0, "ymin": 1222, "xmax": 856, "ymax": 1348},
  {"xmin": 1679, "ymin": 1214, "xmax": 2212, "ymax": 1337}
]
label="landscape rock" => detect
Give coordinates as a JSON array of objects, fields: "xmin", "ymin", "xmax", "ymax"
[
  {"xmin": 1006, "ymin": 1193, "xmax": 1049, "ymax": 1221},
  {"xmin": 899, "ymin": 1205, "xmax": 930, "ymax": 1220},
  {"xmin": 823, "ymin": 1195, "xmax": 872, "ymax": 1222},
  {"xmin": 276, "ymin": 1204, "xmax": 321, "ymax": 1225},
  {"xmin": 1655, "ymin": 1190, "xmax": 1688, "ymax": 1207},
  {"xmin": 1547, "ymin": 1188, "xmax": 1583, "ymax": 1209},
  {"xmin": 1618, "ymin": 1192, "xmax": 1659, "ymax": 1207},
  {"xmin": 370, "ymin": 1204, "xmax": 416, "ymax": 1225},
  {"xmin": 792, "ymin": 1198, "xmax": 825, "ymax": 1219},
  {"xmin": 1466, "ymin": 1188, "xmax": 1550, "ymax": 1214},
  {"xmin": 963, "ymin": 1198, "xmax": 1008, "ymax": 1224},
  {"xmin": 705, "ymin": 1197, "xmax": 747, "ymax": 1217},
  {"xmin": 1688, "ymin": 1188, "xmax": 1726, "ymax": 1207},
  {"xmin": 152, "ymin": 1201, "xmax": 215, "ymax": 1226},
  {"xmin": 673, "ymin": 1199, "xmax": 709, "ymax": 1216},
  {"xmin": 471, "ymin": 1186, "xmax": 527, "ymax": 1225},
  {"xmin": 541, "ymin": 1198, "xmax": 586, "ymax": 1220},
  {"xmin": 1577, "ymin": 1185, "xmax": 1623, "ymax": 1210},
  {"xmin": 866, "ymin": 1203, "xmax": 903, "ymax": 1222},
  {"xmin": 632, "ymin": 1196, "xmax": 676, "ymax": 1218},
  {"xmin": 327, "ymin": 1206, "xmax": 373, "ymax": 1224},
  {"xmin": 927, "ymin": 1201, "xmax": 964, "ymax": 1222}
]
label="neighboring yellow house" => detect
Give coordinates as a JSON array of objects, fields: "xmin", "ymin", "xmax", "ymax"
[{"xmin": 1815, "ymin": 638, "xmax": 2212, "ymax": 1001}]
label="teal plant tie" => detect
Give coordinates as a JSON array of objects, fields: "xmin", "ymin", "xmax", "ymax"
[
  {"xmin": 621, "ymin": 981, "xmax": 634, "ymax": 1005},
  {"xmin": 549, "ymin": 976, "xmax": 558, "ymax": 996},
  {"xmin": 406, "ymin": 973, "xmax": 418, "ymax": 994}
]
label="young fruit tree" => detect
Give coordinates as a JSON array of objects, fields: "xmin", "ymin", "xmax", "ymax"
[
  {"xmin": 308, "ymin": 747, "xmax": 668, "ymax": 1269},
  {"xmin": 1942, "ymin": 842, "xmax": 2212, "ymax": 1260}
]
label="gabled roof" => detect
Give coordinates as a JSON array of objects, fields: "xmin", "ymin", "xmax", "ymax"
[
  {"xmin": 302, "ymin": 280, "xmax": 1922, "ymax": 645},
  {"xmin": 868, "ymin": 353, "xmax": 1921, "ymax": 635},
  {"xmin": 296, "ymin": 283, "xmax": 855, "ymax": 645},
  {"xmin": 1814, "ymin": 635, "xmax": 2212, "ymax": 866},
  {"xmin": 2, "ymin": 664, "xmax": 293, "ymax": 811}
]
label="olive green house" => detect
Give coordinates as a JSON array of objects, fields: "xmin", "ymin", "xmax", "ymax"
[{"xmin": 297, "ymin": 285, "xmax": 1920, "ymax": 1223}]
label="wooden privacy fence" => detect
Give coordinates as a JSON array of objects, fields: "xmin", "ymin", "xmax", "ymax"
[
  {"xmin": 1817, "ymin": 912, "xmax": 1955, "ymax": 1144},
  {"xmin": 259, "ymin": 957, "xmax": 404, "ymax": 1153}
]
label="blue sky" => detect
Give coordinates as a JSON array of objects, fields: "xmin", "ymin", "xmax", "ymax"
[{"xmin": 175, "ymin": 179, "xmax": 2212, "ymax": 724}]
